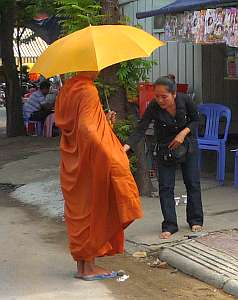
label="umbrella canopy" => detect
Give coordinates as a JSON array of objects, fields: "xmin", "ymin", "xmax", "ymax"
[{"xmin": 31, "ymin": 25, "xmax": 165, "ymax": 78}]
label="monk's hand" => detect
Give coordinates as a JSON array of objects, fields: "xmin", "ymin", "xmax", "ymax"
[
  {"xmin": 106, "ymin": 111, "xmax": 117, "ymax": 125},
  {"xmin": 123, "ymin": 144, "xmax": 131, "ymax": 152},
  {"xmin": 169, "ymin": 132, "xmax": 186, "ymax": 150}
]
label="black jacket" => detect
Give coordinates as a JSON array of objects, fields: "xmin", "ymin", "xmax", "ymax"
[{"xmin": 127, "ymin": 93, "xmax": 199, "ymax": 151}]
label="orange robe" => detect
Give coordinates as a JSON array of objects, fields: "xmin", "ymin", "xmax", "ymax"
[{"xmin": 55, "ymin": 75, "xmax": 143, "ymax": 261}]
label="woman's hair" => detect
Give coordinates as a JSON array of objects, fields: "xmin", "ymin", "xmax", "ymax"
[{"xmin": 153, "ymin": 75, "xmax": 176, "ymax": 94}]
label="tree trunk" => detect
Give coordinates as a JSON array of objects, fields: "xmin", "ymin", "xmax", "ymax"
[
  {"xmin": 100, "ymin": 65, "xmax": 127, "ymax": 119},
  {"xmin": 16, "ymin": 26, "xmax": 26, "ymax": 89},
  {"xmin": 100, "ymin": 0, "xmax": 154, "ymax": 196},
  {"xmin": 135, "ymin": 140, "xmax": 155, "ymax": 196},
  {"xmin": 100, "ymin": 0, "xmax": 127, "ymax": 119},
  {"xmin": 100, "ymin": 0, "xmax": 120, "ymax": 25},
  {"xmin": 0, "ymin": 1, "xmax": 25, "ymax": 137}
]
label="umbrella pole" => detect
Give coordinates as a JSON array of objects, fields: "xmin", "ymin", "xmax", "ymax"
[
  {"xmin": 104, "ymin": 90, "xmax": 110, "ymax": 112},
  {"xmin": 104, "ymin": 89, "xmax": 114, "ymax": 128}
]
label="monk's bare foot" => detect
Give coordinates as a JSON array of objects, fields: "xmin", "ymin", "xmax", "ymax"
[
  {"xmin": 191, "ymin": 225, "xmax": 203, "ymax": 232},
  {"xmin": 160, "ymin": 232, "xmax": 172, "ymax": 239},
  {"xmin": 76, "ymin": 261, "xmax": 84, "ymax": 277},
  {"xmin": 82, "ymin": 260, "xmax": 111, "ymax": 277}
]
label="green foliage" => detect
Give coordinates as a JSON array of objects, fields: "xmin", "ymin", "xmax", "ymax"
[
  {"xmin": 55, "ymin": 0, "xmax": 103, "ymax": 34},
  {"xmin": 114, "ymin": 117, "xmax": 137, "ymax": 174},
  {"xmin": 0, "ymin": 0, "xmax": 14, "ymax": 9},
  {"xmin": 117, "ymin": 58, "xmax": 156, "ymax": 96},
  {"xmin": 129, "ymin": 154, "xmax": 137, "ymax": 175},
  {"xmin": 16, "ymin": 0, "xmax": 56, "ymax": 26},
  {"xmin": 114, "ymin": 117, "xmax": 136, "ymax": 143},
  {"xmin": 95, "ymin": 79, "xmax": 116, "ymax": 111},
  {"xmin": 116, "ymin": 19, "xmax": 156, "ymax": 98}
]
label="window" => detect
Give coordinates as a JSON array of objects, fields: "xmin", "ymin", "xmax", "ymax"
[
  {"xmin": 154, "ymin": 15, "xmax": 166, "ymax": 30},
  {"xmin": 225, "ymin": 47, "xmax": 238, "ymax": 79}
]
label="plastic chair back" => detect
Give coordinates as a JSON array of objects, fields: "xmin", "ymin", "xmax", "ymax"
[{"xmin": 198, "ymin": 103, "xmax": 231, "ymax": 142}]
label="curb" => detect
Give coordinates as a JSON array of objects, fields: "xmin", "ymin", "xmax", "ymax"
[
  {"xmin": 224, "ymin": 279, "xmax": 238, "ymax": 297},
  {"xmin": 159, "ymin": 247, "xmax": 238, "ymax": 298}
]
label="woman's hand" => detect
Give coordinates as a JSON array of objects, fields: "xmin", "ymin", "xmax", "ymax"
[
  {"xmin": 123, "ymin": 144, "xmax": 131, "ymax": 152},
  {"xmin": 169, "ymin": 128, "xmax": 190, "ymax": 150}
]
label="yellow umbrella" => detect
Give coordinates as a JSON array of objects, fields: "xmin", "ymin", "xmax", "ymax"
[{"xmin": 31, "ymin": 25, "xmax": 165, "ymax": 78}]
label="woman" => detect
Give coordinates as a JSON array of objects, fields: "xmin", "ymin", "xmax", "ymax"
[
  {"xmin": 124, "ymin": 76, "xmax": 203, "ymax": 239},
  {"xmin": 55, "ymin": 72, "xmax": 143, "ymax": 280}
]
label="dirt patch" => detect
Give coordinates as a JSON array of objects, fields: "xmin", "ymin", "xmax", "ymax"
[{"xmin": 101, "ymin": 255, "xmax": 234, "ymax": 300}]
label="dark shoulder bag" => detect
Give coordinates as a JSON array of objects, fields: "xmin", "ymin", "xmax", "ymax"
[{"xmin": 156, "ymin": 139, "xmax": 189, "ymax": 166}]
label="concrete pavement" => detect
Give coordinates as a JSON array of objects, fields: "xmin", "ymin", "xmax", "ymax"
[
  {"xmin": 3, "ymin": 150, "xmax": 237, "ymax": 247},
  {"xmin": 0, "ymin": 193, "xmax": 116, "ymax": 300},
  {"xmin": 0, "ymin": 135, "xmax": 238, "ymax": 298}
]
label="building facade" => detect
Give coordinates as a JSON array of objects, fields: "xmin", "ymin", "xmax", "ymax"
[
  {"xmin": 119, "ymin": 0, "xmax": 238, "ymax": 134},
  {"xmin": 119, "ymin": 0, "xmax": 203, "ymax": 102}
]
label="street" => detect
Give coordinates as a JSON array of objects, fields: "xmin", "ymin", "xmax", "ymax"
[
  {"xmin": 0, "ymin": 115, "xmax": 235, "ymax": 300},
  {"xmin": 0, "ymin": 190, "xmax": 233, "ymax": 300}
]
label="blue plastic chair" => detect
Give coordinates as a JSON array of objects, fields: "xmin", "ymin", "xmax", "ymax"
[
  {"xmin": 232, "ymin": 150, "xmax": 238, "ymax": 188},
  {"xmin": 24, "ymin": 116, "xmax": 43, "ymax": 136},
  {"xmin": 198, "ymin": 103, "xmax": 231, "ymax": 184}
]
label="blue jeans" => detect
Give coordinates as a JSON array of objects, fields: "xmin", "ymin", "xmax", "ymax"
[{"xmin": 157, "ymin": 148, "xmax": 204, "ymax": 234}]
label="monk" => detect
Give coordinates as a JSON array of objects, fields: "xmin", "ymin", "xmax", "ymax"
[{"xmin": 55, "ymin": 72, "xmax": 143, "ymax": 281}]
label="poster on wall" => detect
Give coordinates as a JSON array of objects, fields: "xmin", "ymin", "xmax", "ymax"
[
  {"xmin": 205, "ymin": 9, "xmax": 216, "ymax": 42},
  {"xmin": 164, "ymin": 15, "xmax": 172, "ymax": 41},
  {"xmin": 163, "ymin": 7, "xmax": 238, "ymax": 47},
  {"xmin": 182, "ymin": 12, "xmax": 193, "ymax": 41},
  {"xmin": 176, "ymin": 14, "xmax": 185, "ymax": 40},
  {"xmin": 164, "ymin": 15, "xmax": 178, "ymax": 41},
  {"xmin": 226, "ymin": 8, "xmax": 238, "ymax": 47},
  {"xmin": 191, "ymin": 11, "xmax": 200, "ymax": 42},
  {"xmin": 224, "ymin": 8, "xmax": 233, "ymax": 44},
  {"xmin": 213, "ymin": 8, "xmax": 225, "ymax": 43},
  {"xmin": 197, "ymin": 10, "xmax": 206, "ymax": 43}
]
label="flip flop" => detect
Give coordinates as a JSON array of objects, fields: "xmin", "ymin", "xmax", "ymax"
[{"xmin": 74, "ymin": 271, "xmax": 118, "ymax": 281}]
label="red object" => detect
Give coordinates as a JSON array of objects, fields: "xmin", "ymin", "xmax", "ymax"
[
  {"xmin": 138, "ymin": 83, "xmax": 154, "ymax": 118},
  {"xmin": 177, "ymin": 83, "xmax": 189, "ymax": 94},
  {"xmin": 26, "ymin": 122, "xmax": 36, "ymax": 135},
  {"xmin": 34, "ymin": 13, "xmax": 49, "ymax": 21},
  {"xmin": 138, "ymin": 82, "xmax": 189, "ymax": 117},
  {"xmin": 29, "ymin": 73, "xmax": 40, "ymax": 81}
]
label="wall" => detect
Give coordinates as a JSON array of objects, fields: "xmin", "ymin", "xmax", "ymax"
[
  {"xmin": 202, "ymin": 44, "xmax": 238, "ymax": 134},
  {"xmin": 119, "ymin": 0, "xmax": 203, "ymax": 102}
]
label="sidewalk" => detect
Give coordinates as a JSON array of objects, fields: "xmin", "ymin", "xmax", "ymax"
[
  {"xmin": 3, "ymin": 145, "xmax": 237, "ymax": 246},
  {"xmin": 0, "ymin": 135, "xmax": 238, "ymax": 297}
]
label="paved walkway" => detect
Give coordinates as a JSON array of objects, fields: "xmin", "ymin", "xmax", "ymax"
[
  {"xmin": 0, "ymin": 192, "xmax": 115, "ymax": 300},
  {"xmin": 0, "ymin": 135, "xmax": 238, "ymax": 298}
]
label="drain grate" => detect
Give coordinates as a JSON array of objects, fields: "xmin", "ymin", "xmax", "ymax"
[
  {"xmin": 159, "ymin": 238, "xmax": 238, "ymax": 296},
  {"xmin": 167, "ymin": 240, "xmax": 238, "ymax": 279}
]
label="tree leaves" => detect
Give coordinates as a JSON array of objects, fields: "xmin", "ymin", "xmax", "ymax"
[
  {"xmin": 117, "ymin": 58, "xmax": 156, "ymax": 95},
  {"xmin": 56, "ymin": 0, "xmax": 102, "ymax": 34}
]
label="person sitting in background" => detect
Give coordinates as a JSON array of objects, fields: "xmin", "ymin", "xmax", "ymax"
[
  {"xmin": 23, "ymin": 80, "xmax": 51, "ymax": 122},
  {"xmin": 23, "ymin": 80, "xmax": 50, "ymax": 119},
  {"xmin": 41, "ymin": 91, "xmax": 58, "ymax": 111}
]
